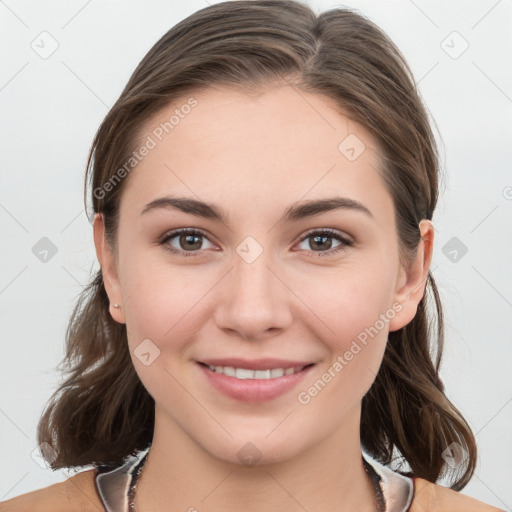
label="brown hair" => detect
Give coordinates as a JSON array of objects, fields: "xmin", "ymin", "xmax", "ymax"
[{"xmin": 37, "ymin": 0, "xmax": 476, "ymax": 490}]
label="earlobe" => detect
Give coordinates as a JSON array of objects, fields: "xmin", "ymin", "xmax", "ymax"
[
  {"xmin": 92, "ymin": 213, "xmax": 126, "ymax": 324},
  {"xmin": 388, "ymin": 219, "xmax": 434, "ymax": 332}
]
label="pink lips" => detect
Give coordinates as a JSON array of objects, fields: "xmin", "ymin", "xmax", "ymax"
[{"xmin": 196, "ymin": 358, "xmax": 315, "ymax": 403}]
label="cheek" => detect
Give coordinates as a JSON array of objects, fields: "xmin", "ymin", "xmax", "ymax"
[
  {"xmin": 299, "ymin": 264, "xmax": 395, "ymax": 347},
  {"xmin": 119, "ymin": 245, "xmax": 208, "ymax": 341},
  {"xmin": 120, "ymin": 258, "xmax": 207, "ymax": 415},
  {"xmin": 295, "ymin": 266, "xmax": 393, "ymax": 398}
]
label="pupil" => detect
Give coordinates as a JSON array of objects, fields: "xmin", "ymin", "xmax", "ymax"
[
  {"xmin": 183, "ymin": 234, "xmax": 201, "ymax": 250},
  {"xmin": 312, "ymin": 235, "xmax": 331, "ymax": 251}
]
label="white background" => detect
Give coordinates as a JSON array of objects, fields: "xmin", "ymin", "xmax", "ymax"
[{"xmin": 1, "ymin": 0, "xmax": 511, "ymax": 509}]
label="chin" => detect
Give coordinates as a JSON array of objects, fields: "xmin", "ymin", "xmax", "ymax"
[{"xmin": 198, "ymin": 424, "xmax": 311, "ymax": 468}]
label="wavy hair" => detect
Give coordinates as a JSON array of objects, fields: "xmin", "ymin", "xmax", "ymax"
[{"xmin": 37, "ymin": 0, "xmax": 476, "ymax": 490}]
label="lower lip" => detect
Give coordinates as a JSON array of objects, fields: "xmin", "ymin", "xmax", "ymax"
[{"xmin": 197, "ymin": 363, "xmax": 314, "ymax": 403}]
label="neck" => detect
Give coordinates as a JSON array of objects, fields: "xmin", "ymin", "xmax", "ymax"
[{"xmin": 135, "ymin": 407, "xmax": 378, "ymax": 512}]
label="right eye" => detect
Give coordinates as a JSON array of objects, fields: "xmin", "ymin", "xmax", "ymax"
[{"xmin": 159, "ymin": 228, "xmax": 215, "ymax": 257}]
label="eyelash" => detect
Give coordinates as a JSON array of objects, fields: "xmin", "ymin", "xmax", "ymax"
[{"xmin": 159, "ymin": 227, "xmax": 354, "ymax": 258}]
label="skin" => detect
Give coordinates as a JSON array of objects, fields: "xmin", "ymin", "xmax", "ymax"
[{"xmin": 94, "ymin": 82, "xmax": 434, "ymax": 512}]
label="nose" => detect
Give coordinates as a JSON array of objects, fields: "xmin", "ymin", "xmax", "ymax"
[{"xmin": 213, "ymin": 244, "xmax": 293, "ymax": 341}]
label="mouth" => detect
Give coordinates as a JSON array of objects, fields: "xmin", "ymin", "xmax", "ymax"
[
  {"xmin": 198, "ymin": 362, "xmax": 314, "ymax": 379},
  {"xmin": 196, "ymin": 359, "xmax": 316, "ymax": 402}
]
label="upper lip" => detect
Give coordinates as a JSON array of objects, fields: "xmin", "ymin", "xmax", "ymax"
[{"xmin": 198, "ymin": 358, "xmax": 315, "ymax": 370}]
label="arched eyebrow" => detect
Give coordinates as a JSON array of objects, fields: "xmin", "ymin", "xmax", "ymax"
[{"xmin": 140, "ymin": 195, "xmax": 373, "ymax": 224}]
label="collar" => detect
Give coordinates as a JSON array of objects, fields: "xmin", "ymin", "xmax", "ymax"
[
  {"xmin": 362, "ymin": 452, "xmax": 414, "ymax": 512},
  {"xmin": 95, "ymin": 448, "xmax": 149, "ymax": 512},
  {"xmin": 95, "ymin": 447, "xmax": 414, "ymax": 512}
]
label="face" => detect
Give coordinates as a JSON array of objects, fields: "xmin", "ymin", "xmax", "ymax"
[{"xmin": 95, "ymin": 83, "xmax": 433, "ymax": 465}]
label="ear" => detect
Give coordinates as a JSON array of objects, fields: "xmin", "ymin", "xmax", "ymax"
[
  {"xmin": 93, "ymin": 213, "xmax": 126, "ymax": 324},
  {"xmin": 388, "ymin": 219, "xmax": 434, "ymax": 332}
]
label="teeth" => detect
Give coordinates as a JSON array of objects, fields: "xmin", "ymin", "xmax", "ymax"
[
  {"xmin": 223, "ymin": 366, "xmax": 236, "ymax": 377},
  {"xmin": 254, "ymin": 369, "xmax": 272, "ymax": 379},
  {"xmin": 206, "ymin": 365, "xmax": 305, "ymax": 379},
  {"xmin": 236, "ymin": 368, "xmax": 255, "ymax": 379}
]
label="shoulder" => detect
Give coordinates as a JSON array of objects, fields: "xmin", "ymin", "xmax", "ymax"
[
  {"xmin": 0, "ymin": 468, "xmax": 102, "ymax": 512},
  {"xmin": 409, "ymin": 477, "xmax": 505, "ymax": 512}
]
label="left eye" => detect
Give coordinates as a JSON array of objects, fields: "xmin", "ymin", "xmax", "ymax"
[
  {"xmin": 296, "ymin": 228, "xmax": 353, "ymax": 256},
  {"xmin": 159, "ymin": 228, "xmax": 353, "ymax": 257}
]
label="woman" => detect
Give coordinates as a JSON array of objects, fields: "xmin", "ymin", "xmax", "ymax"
[{"xmin": 0, "ymin": 1, "xmax": 503, "ymax": 510}]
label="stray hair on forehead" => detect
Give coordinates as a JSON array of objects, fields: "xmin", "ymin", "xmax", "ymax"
[{"xmin": 37, "ymin": 0, "xmax": 476, "ymax": 491}]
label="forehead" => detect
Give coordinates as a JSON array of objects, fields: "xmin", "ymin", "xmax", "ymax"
[{"xmin": 121, "ymin": 84, "xmax": 392, "ymax": 223}]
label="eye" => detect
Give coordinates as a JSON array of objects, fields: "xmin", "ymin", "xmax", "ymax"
[
  {"xmin": 296, "ymin": 228, "xmax": 353, "ymax": 257},
  {"xmin": 159, "ymin": 228, "xmax": 214, "ymax": 257},
  {"xmin": 158, "ymin": 227, "xmax": 353, "ymax": 258}
]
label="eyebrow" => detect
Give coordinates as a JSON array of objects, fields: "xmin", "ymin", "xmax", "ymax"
[{"xmin": 140, "ymin": 195, "xmax": 373, "ymax": 224}]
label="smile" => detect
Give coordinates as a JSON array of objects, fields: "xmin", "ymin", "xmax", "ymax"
[
  {"xmin": 197, "ymin": 360, "xmax": 316, "ymax": 403},
  {"xmin": 204, "ymin": 364, "xmax": 309, "ymax": 379}
]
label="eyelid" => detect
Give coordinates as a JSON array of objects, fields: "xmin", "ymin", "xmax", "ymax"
[
  {"xmin": 298, "ymin": 227, "xmax": 354, "ymax": 244},
  {"xmin": 158, "ymin": 226, "xmax": 354, "ymax": 257},
  {"xmin": 158, "ymin": 226, "xmax": 211, "ymax": 243},
  {"xmin": 158, "ymin": 227, "xmax": 216, "ymax": 253},
  {"xmin": 159, "ymin": 226, "xmax": 353, "ymax": 244}
]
